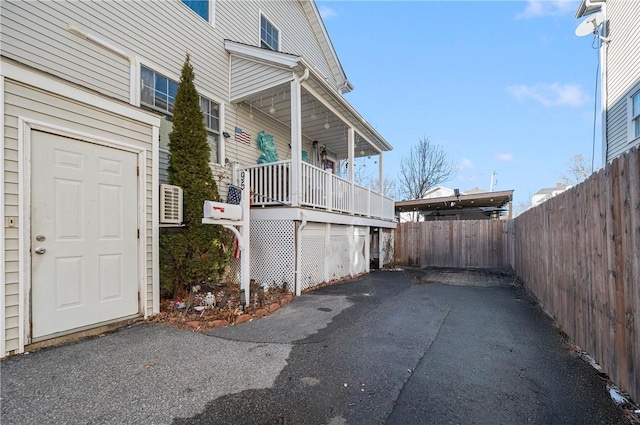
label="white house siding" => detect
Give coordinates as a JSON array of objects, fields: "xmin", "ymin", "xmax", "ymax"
[
  {"xmin": 605, "ymin": 0, "xmax": 640, "ymax": 161},
  {"xmin": 2, "ymin": 77, "xmax": 157, "ymax": 355},
  {"xmin": 229, "ymin": 56, "xmax": 294, "ymax": 102},
  {"xmin": 1, "ymin": 0, "xmax": 347, "ymax": 186},
  {"xmin": 230, "ymin": 99, "xmax": 315, "ymax": 169},
  {"xmin": 218, "ymin": 0, "xmax": 338, "ymax": 90},
  {"xmin": 0, "ymin": 2, "xmax": 130, "ymax": 103}
]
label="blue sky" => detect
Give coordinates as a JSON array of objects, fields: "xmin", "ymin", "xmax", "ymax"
[{"xmin": 317, "ymin": 0, "xmax": 601, "ymax": 212}]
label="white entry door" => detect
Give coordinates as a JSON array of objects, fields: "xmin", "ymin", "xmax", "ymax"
[{"xmin": 31, "ymin": 131, "xmax": 139, "ymax": 339}]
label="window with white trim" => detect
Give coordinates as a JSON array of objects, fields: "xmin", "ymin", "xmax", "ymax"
[
  {"xmin": 200, "ymin": 96, "xmax": 220, "ymax": 164},
  {"xmin": 260, "ymin": 14, "xmax": 279, "ymax": 51},
  {"xmin": 181, "ymin": 0, "xmax": 215, "ymax": 24},
  {"xmin": 140, "ymin": 66, "xmax": 222, "ymax": 164},
  {"xmin": 631, "ymin": 89, "xmax": 640, "ymax": 141},
  {"xmin": 141, "ymin": 66, "xmax": 178, "ymax": 114}
]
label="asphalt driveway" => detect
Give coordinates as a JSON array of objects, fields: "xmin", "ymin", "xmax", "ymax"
[{"xmin": 0, "ymin": 269, "xmax": 630, "ymax": 424}]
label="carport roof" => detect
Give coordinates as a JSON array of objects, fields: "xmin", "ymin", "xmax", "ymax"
[{"xmin": 395, "ymin": 190, "xmax": 514, "ymax": 219}]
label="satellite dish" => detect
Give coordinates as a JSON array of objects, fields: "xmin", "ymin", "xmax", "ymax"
[{"xmin": 575, "ymin": 12, "xmax": 604, "ymax": 37}]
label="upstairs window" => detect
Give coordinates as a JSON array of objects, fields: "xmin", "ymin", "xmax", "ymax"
[
  {"xmin": 140, "ymin": 65, "xmax": 223, "ymax": 164},
  {"xmin": 140, "ymin": 66, "xmax": 178, "ymax": 114},
  {"xmin": 200, "ymin": 96, "xmax": 221, "ymax": 164},
  {"xmin": 181, "ymin": 0, "xmax": 214, "ymax": 23},
  {"xmin": 260, "ymin": 14, "xmax": 279, "ymax": 51},
  {"xmin": 631, "ymin": 90, "xmax": 640, "ymax": 141},
  {"xmin": 200, "ymin": 96, "xmax": 220, "ymax": 133}
]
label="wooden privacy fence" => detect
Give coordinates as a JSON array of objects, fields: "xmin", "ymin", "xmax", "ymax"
[
  {"xmin": 395, "ymin": 220, "xmax": 514, "ymax": 269},
  {"xmin": 514, "ymin": 146, "xmax": 639, "ymax": 403}
]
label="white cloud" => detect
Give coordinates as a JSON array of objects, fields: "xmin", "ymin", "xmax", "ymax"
[
  {"xmin": 497, "ymin": 153, "xmax": 514, "ymax": 161},
  {"xmin": 458, "ymin": 174, "xmax": 480, "ymax": 182},
  {"xmin": 459, "ymin": 158, "xmax": 474, "ymax": 170},
  {"xmin": 318, "ymin": 6, "xmax": 337, "ymax": 19},
  {"xmin": 507, "ymin": 83, "xmax": 589, "ymax": 108},
  {"xmin": 517, "ymin": 0, "xmax": 577, "ymax": 19}
]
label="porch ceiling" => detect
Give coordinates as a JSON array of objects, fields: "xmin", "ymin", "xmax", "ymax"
[
  {"xmin": 225, "ymin": 40, "xmax": 391, "ymax": 158},
  {"xmin": 241, "ymin": 84, "xmax": 380, "ymax": 158}
]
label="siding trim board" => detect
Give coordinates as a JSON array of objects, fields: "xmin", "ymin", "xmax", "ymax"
[
  {"xmin": 0, "ymin": 75, "xmax": 5, "ymax": 357},
  {"xmin": 16, "ymin": 112, "xmax": 26, "ymax": 353},
  {"xmin": 151, "ymin": 125, "xmax": 160, "ymax": 316}
]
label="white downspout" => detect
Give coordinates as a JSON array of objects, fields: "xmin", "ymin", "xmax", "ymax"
[
  {"xmin": 295, "ymin": 212, "xmax": 308, "ymax": 296},
  {"xmin": 66, "ymin": 24, "xmax": 139, "ymax": 106},
  {"xmin": 583, "ymin": 0, "xmax": 609, "ymax": 164},
  {"xmin": 299, "ymin": 68, "xmax": 310, "ymax": 83}
]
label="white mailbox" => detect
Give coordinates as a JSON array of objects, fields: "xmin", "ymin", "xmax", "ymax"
[{"xmin": 203, "ymin": 201, "xmax": 242, "ymax": 221}]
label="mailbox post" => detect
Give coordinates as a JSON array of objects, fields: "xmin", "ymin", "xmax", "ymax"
[{"xmin": 202, "ymin": 172, "xmax": 251, "ymax": 304}]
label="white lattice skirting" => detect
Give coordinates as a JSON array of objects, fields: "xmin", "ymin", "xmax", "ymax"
[{"xmin": 226, "ymin": 220, "xmax": 370, "ymax": 292}]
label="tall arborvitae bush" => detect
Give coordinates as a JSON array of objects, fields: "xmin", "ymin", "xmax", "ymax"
[{"xmin": 160, "ymin": 54, "xmax": 229, "ymax": 298}]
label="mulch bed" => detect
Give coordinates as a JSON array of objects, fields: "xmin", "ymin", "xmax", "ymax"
[{"xmin": 147, "ymin": 281, "xmax": 293, "ymax": 332}]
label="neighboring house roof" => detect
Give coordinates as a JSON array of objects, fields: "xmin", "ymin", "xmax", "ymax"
[
  {"xmin": 575, "ymin": 0, "xmax": 602, "ymax": 18},
  {"xmin": 533, "ymin": 183, "xmax": 572, "ymax": 196},
  {"xmin": 531, "ymin": 183, "xmax": 572, "ymax": 207},
  {"xmin": 464, "ymin": 187, "xmax": 488, "ymax": 195},
  {"xmin": 422, "ymin": 186, "xmax": 458, "ymax": 199},
  {"xmin": 395, "ymin": 189, "xmax": 514, "ymax": 220}
]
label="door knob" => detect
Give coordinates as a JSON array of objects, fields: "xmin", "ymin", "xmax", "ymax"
[{"xmin": 35, "ymin": 247, "xmax": 46, "ymax": 255}]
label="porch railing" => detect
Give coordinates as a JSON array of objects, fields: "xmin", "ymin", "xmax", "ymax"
[
  {"xmin": 242, "ymin": 160, "xmax": 395, "ymax": 221},
  {"xmin": 244, "ymin": 160, "xmax": 291, "ymax": 205}
]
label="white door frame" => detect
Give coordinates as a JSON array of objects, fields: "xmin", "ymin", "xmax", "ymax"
[{"xmin": 19, "ymin": 118, "xmax": 148, "ymax": 345}]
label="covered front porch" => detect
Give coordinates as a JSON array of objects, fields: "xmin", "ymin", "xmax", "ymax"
[{"xmin": 225, "ymin": 40, "xmax": 395, "ymax": 222}]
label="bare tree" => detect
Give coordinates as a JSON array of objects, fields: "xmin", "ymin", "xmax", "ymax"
[
  {"xmin": 398, "ymin": 137, "xmax": 457, "ymax": 200},
  {"xmin": 515, "ymin": 200, "xmax": 531, "ymax": 216},
  {"xmin": 560, "ymin": 154, "xmax": 590, "ymax": 186},
  {"xmin": 337, "ymin": 157, "xmax": 397, "ymax": 198},
  {"xmin": 370, "ymin": 176, "xmax": 398, "ymax": 199}
]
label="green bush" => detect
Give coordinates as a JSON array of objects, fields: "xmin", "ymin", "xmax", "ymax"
[{"xmin": 159, "ymin": 54, "xmax": 230, "ymax": 298}]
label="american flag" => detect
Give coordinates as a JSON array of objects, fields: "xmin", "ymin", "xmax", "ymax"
[
  {"xmin": 235, "ymin": 127, "xmax": 250, "ymax": 144},
  {"xmin": 226, "ymin": 185, "xmax": 241, "ymax": 205},
  {"xmin": 233, "ymin": 237, "xmax": 241, "ymax": 259}
]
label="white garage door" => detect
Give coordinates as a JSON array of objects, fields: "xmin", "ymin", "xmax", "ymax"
[{"xmin": 30, "ymin": 131, "xmax": 139, "ymax": 339}]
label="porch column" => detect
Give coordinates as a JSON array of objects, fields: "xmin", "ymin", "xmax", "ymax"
[
  {"xmin": 347, "ymin": 127, "xmax": 355, "ymax": 182},
  {"xmin": 378, "ymin": 152, "xmax": 384, "ymax": 195},
  {"xmin": 348, "ymin": 127, "xmax": 355, "ymax": 213},
  {"xmin": 290, "ymin": 79, "xmax": 303, "ymax": 207}
]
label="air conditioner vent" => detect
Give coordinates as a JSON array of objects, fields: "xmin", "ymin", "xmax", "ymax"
[{"xmin": 160, "ymin": 184, "xmax": 183, "ymax": 224}]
